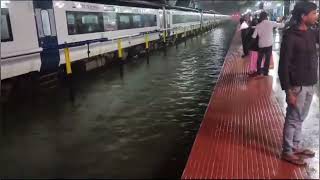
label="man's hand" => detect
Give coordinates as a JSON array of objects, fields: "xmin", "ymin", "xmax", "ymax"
[{"xmin": 286, "ymin": 90, "xmax": 297, "ymax": 107}]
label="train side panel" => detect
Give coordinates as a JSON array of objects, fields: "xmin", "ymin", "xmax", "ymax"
[
  {"xmin": 1, "ymin": 1, "xmax": 42, "ymax": 80},
  {"xmin": 53, "ymin": 1, "xmax": 160, "ymax": 65}
]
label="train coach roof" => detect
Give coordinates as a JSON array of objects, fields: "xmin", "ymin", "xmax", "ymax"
[{"xmin": 72, "ymin": 0, "xmax": 201, "ymax": 12}]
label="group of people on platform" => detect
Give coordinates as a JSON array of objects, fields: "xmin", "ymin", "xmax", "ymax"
[
  {"xmin": 240, "ymin": 11, "xmax": 285, "ymax": 77},
  {"xmin": 239, "ymin": 1, "xmax": 319, "ymax": 166}
]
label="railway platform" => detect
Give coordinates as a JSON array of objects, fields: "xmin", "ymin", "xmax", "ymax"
[{"xmin": 182, "ymin": 28, "xmax": 319, "ymax": 179}]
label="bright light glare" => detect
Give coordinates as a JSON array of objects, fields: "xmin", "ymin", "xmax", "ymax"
[
  {"xmin": 54, "ymin": 1, "xmax": 65, "ymax": 8},
  {"xmin": 75, "ymin": 2, "xmax": 82, "ymax": 9},
  {"xmin": 1, "ymin": 0, "xmax": 10, "ymax": 8},
  {"xmin": 256, "ymin": 1, "xmax": 260, "ymax": 6}
]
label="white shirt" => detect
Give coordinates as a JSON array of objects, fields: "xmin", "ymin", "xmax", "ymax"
[
  {"xmin": 240, "ymin": 21, "xmax": 249, "ymax": 30},
  {"xmin": 252, "ymin": 20, "xmax": 285, "ymax": 48}
]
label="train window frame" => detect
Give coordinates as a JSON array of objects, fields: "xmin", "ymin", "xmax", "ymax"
[
  {"xmin": 103, "ymin": 12, "xmax": 117, "ymax": 31},
  {"xmin": 41, "ymin": 10, "xmax": 52, "ymax": 36},
  {"xmin": 142, "ymin": 14, "xmax": 157, "ymax": 27},
  {"xmin": 132, "ymin": 14, "xmax": 143, "ymax": 28},
  {"xmin": 1, "ymin": 8, "xmax": 13, "ymax": 42},
  {"xmin": 172, "ymin": 14, "xmax": 200, "ymax": 24},
  {"xmin": 117, "ymin": 13, "xmax": 132, "ymax": 30},
  {"xmin": 117, "ymin": 13, "xmax": 157, "ymax": 30},
  {"xmin": 66, "ymin": 11, "xmax": 104, "ymax": 35}
]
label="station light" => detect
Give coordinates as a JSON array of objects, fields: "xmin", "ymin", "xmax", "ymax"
[
  {"xmin": 1, "ymin": 0, "xmax": 10, "ymax": 8},
  {"xmin": 256, "ymin": 1, "xmax": 260, "ymax": 7}
]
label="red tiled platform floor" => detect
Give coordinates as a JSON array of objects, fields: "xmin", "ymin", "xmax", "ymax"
[{"xmin": 182, "ymin": 30, "xmax": 312, "ymax": 179}]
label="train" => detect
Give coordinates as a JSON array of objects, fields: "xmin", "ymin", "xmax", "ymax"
[{"xmin": 1, "ymin": 0, "xmax": 230, "ymax": 86}]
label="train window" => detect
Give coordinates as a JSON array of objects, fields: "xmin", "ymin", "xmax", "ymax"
[
  {"xmin": 41, "ymin": 10, "xmax": 52, "ymax": 36},
  {"xmin": 66, "ymin": 11, "xmax": 104, "ymax": 35},
  {"xmin": 172, "ymin": 15, "xmax": 182, "ymax": 24},
  {"xmin": 173, "ymin": 14, "xmax": 200, "ymax": 24},
  {"xmin": 1, "ymin": 8, "xmax": 13, "ymax": 42},
  {"xmin": 118, "ymin": 14, "xmax": 131, "ymax": 30},
  {"xmin": 117, "ymin": 13, "xmax": 156, "ymax": 30},
  {"xmin": 81, "ymin": 14, "xmax": 102, "ymax": 33},
  {"xmin": 67, "ymin": 14, "xmax": 75, "ymax": 24},
  {"xmin": 67, "ymin": 13, "xmax": 77, "ymax": 34},
  {"xmin": 103, "ymin": 12, "xmax": 117, "ymax": 31},
  {"xmin": 142, "ymin": 14, "xmax": 156, "ymax": 27},
  {"xmin": 132, "ymin": 14, "xmax": 143, "ymax": 28},
  {"xmin": 82, "ymin": 15, "xmax": 98, "ymax": 24}
]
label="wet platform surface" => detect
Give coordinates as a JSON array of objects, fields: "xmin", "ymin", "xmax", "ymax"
[{"xmin": 182, "ymin": 29, "xmax": 319, "ymax": 179}]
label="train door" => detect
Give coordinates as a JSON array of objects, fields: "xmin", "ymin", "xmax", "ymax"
[
  {"xmin": 166, "ymin": 10, "xmax": 171, "ymax": 36},
  {"xmin": 200, "ymin": 12, "xmax": 203, "ymax": 30},
  {"xmin": 33, "ymin": 0, "xmax": 60, "ymax": 74},
  {"xmin": 159, "ymin": 10, "xmax": 164, "ymax": 30},
  {"xmin": 162, "ymin": 7, "xmax": 167, "ymax": 38}
]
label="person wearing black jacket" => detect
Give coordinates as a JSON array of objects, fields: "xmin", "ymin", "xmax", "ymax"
[
  {"xmin": 247, "ymin": 17, "xmax": 260, "ymax": 76},
  {"xmin": 240, "ymin": 15, "xmax": 250, "ymax": 58},
  {"xmin": 248, "ymin": 17, "xmax": 260, "ymax": 51},
  {"xmin": 278, "ymin": 2, "xmax": 318, "ymax": 166}
]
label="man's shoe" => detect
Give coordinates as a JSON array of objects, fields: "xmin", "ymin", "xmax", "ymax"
[
  {"xmin": 254, "ymin": 73, "xmax": 264, "ymax": 78},
  {"xmin": 281, "ymin": 152, "xmax": 307, "ymax": 166},
  {"xmin": 248, "ymin": 72, "xmax": 258, "ymax": 77},
  {"xmin": 293, "ymin": 148, "xmax": 315, "ymax": 158}
]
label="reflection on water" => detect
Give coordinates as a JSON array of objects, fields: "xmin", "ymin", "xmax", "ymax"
[{"xmin": 0, "ymin": 22, "xmax": 237, "ymax": 178}]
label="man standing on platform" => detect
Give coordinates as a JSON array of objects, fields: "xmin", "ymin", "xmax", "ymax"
[
  {"xmin": 251, "ymin": 11, "xmax": 285, "ymax": 76},
  {"xmin": 278, "ymin": 1, "xmax": 318, "ymax": 165},
  {"xmin": 240, "ymin": 15, "xmax": 250, "ymax": 58}
]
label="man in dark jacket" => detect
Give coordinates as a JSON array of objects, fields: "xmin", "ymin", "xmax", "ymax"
[
  {"xmin": 278, "ymin": 2, "xmax": 319, "ymax": 165},
  {"xmin": 240, "ymin": 15, "xmax": 250, "ymax": 58}
]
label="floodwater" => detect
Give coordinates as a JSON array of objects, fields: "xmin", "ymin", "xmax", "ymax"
[{"xmin": 0, "ymin": 21, "xmax": 237, "ymax": 178}]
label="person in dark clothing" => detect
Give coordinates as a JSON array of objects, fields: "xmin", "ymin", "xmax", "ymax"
[
  {"xmin": 247, "ymin": 16, "xmax": 259, "ymax": 52},
  {"xmin": 240, "ymin": 15, "xmax": 250, "ymax": 58},
  {"xmin": 251, "ymin": 16, "xmax": 259, "ymax": 27},
  {"xmin": 278, "ymin": 1, "xmax": 318, "ymax": 166},
  {"xmin": 247, "ymin": 16, "xmax": 260, "ymax": 76}
]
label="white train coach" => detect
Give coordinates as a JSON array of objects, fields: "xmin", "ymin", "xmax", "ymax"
[{"xmin": 1, "ymin": 0, "xmax": 230, "ymax": 82}]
